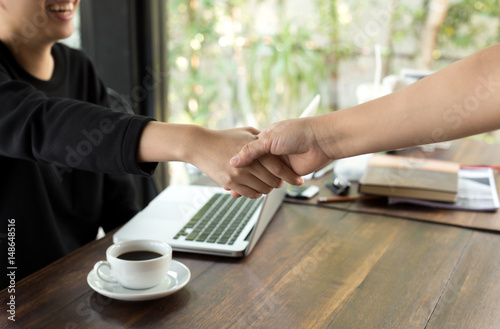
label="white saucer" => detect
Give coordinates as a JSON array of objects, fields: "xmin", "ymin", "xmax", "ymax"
[{"xmin": 87, "ymin": 260, "xmax": 190, "ymax": 301}]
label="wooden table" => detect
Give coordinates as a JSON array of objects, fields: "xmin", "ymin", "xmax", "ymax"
[{"xmin": 2, "ymin": 140, "xmax": 500, "ymax": 328}]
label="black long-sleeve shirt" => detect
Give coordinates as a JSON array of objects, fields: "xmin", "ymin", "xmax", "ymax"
[{"xmin": 0, "ymin": 41, "xmax": 157, "ymax": 288}]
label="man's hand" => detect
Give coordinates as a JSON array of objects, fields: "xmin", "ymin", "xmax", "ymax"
[
  {"xmin": 230, "ymin": 118, "xmax": 333, "ymax": 176},
  {"xmin": 189, "ymin": 126, "xmax": 303, "ymax": 198}
]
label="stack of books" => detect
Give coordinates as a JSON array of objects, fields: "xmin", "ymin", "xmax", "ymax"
[
  {"xmin": 359, "ymin": 154, "xmax": 460, "ymax": 202},
  {"xmin": 358, "ymin": 154, "xmax": 499, "ymax": 211}
]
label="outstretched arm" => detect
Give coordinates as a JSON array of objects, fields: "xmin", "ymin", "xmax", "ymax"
[
  {"xmin": 232, "ymin": 43, "xmax": 500, "ymax": 175},
  {"xmin": 137, "ymin": 122, "xmax": 303, "ymax": 198}
]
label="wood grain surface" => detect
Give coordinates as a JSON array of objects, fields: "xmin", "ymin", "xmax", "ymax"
[{"xmin": 1, "ymin": 139, "xmax": 499, "ymax": 328}]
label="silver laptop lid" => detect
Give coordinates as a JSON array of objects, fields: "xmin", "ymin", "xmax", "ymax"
[{"xmin": 245, "ymin": 184, "xmax": 287, "ymax": 256}]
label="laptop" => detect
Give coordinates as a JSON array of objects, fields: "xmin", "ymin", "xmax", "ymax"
[{"xmin": 113, "ymin": 95, "xmax": 321, "ymax": 257}]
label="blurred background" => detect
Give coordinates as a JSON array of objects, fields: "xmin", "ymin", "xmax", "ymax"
[
  {"xmin": 72, "ymin": 0, "xmax": 500, "ymax": 190},
  {"xmin": 167, "ymin": 0, "xmax": 499, "ymax": 126},
  {"xmin": 167, "ymin": 0, "xmax": 499, "ymax": 184}
]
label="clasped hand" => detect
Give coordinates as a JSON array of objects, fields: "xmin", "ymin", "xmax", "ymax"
[
  {"xmin": 189, "ymin": 126, "xmax": 304, "ymax": 199},
  {"xmin": 230, "ymin": 117, "xmax": 333, "ymax": 181}
]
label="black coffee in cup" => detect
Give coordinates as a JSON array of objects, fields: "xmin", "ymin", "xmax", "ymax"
[{"xmin": 117, "ymin": 250, "xmax": 163, "ymax": 261}]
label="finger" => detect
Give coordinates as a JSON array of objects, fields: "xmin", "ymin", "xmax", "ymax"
[
  {"xmin": 244, "ymin": 126, "xmax": 261, "ymax": 135},
  {"xmin": 230, "ymin": 190, "xmax": 243, "ymax": 198},
  {"xmin": 246, "ymin": 161, "xmax": 284, "ymax": 190},
  {"xmin": 258, "ymin": 155, "xmax": 304, "ymax": 186},
  {"xmin": 227, "ymin": 183, "xmax": 263, "ymax": 199},
  {"xmin": 232, "ymin": 158, "xmax": 293, "ymax": 195},
  {"xmin": 223, "ymin": 167, "xmax": 276, "ymax": 197},
  {"xmin": 239, "ymin": 174, "xmax": 274, "ymax": 195},
  {"xmin": 224, "ymin": 186, "xmax": 243, "ymax": 198},
  {"xmin": 245, "ymin": 157, "xmax": 297, "ymax": 190},
  {"xmin": 230, "ymin": 139, "xmax": 268, "ymax": 168}
]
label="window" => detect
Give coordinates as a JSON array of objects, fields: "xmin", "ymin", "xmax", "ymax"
[
  {"xmin": 163, "ymin": 0, "xmax": 500, "ymax": 184},
  {"xmin": 81, "ymin": 1, "xmax": 500, "ymax": 188}
]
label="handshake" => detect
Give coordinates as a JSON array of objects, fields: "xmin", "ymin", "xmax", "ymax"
[
  {"xmin": 141, "ymin": 42, "xmax": 500, "ymax": 199},
  {"xmin": 191, "ymin": 95, "xmax": 334, "ymax": 199},
  {"xmin": 226, "ymin": 116, "xmax": 334, "ymax": 198},
  {"xmin": 137, "ymin": 115, "xmax": 333, "ymax": 200}
]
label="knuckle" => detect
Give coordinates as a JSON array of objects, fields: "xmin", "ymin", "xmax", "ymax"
[
  {"xmin": 266, "ymin": 175, "xmax": 282, "ymax": 189},
  {"xmin": 219, "ymin": 174, "xmax": 232, "ymax": 188},
  {"xmin": 246, "ymin": 190, "xmax": 262, "ymax": 199},
  {"xmin": 270, "ymin": 161, "xmax": 286, "ymax": 177},
  {"xmin": 246, "ymin": 126, "xmax": 259, "ymax": 134},
  {"xmin": 261, "ymin": 186, "xmax": 273, "ymax": 195},
  {"xmin": 274, "ymin": 163, "xmax": 286, "ymax": 176},
  {"xmin": 273, "ymin": 179, "xmax": 284, "ymax": 189},
  {"xmin": 241, "ymin": 143, "xmax": 251, "ymax": 155}
]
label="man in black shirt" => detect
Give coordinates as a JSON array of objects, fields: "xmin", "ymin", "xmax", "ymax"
[{"xmin": 0, "ymin": 0, "xmax": 302, "ymax": 288}]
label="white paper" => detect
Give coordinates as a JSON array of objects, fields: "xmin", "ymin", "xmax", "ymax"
[{"xmin": 388, "ymin": 168, "xmax": 499, "ymax": 212}]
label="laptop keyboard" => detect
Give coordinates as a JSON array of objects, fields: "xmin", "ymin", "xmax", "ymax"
[{"xmin": 173, "ymin": 193, "xmax": 263, "ymax": 245}]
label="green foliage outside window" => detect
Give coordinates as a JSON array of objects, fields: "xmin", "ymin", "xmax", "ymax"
[{"xmin": 167, "ymin": 0, "xmax": 500, "ymax": 130}]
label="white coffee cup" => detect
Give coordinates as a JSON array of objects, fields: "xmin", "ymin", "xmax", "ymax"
[{"xmin": 94, "ymin": 240, "xmax": 172, "ymax": 290}]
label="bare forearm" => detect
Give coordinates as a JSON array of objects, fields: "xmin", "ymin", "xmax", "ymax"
[
  {"xmin": 319, "ymin": 43, "xmax": 500, "ymax": 159},
  {"xmin": 137, "ymin": 122, "xmax": 302, "ymax": 198},
  {"xmin": 137, "ymin": 121, "xmax": 203, "ymax": 163}
]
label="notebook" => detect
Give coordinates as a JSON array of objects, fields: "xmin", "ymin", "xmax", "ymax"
[{"xmin": 113, "ymin": 95, "xmax": 320, "ymax": 257}]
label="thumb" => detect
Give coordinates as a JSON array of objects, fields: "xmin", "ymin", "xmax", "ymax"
[{"xmin": 230, "ymin": 138, "xmax": 268, "ymax": 168}]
